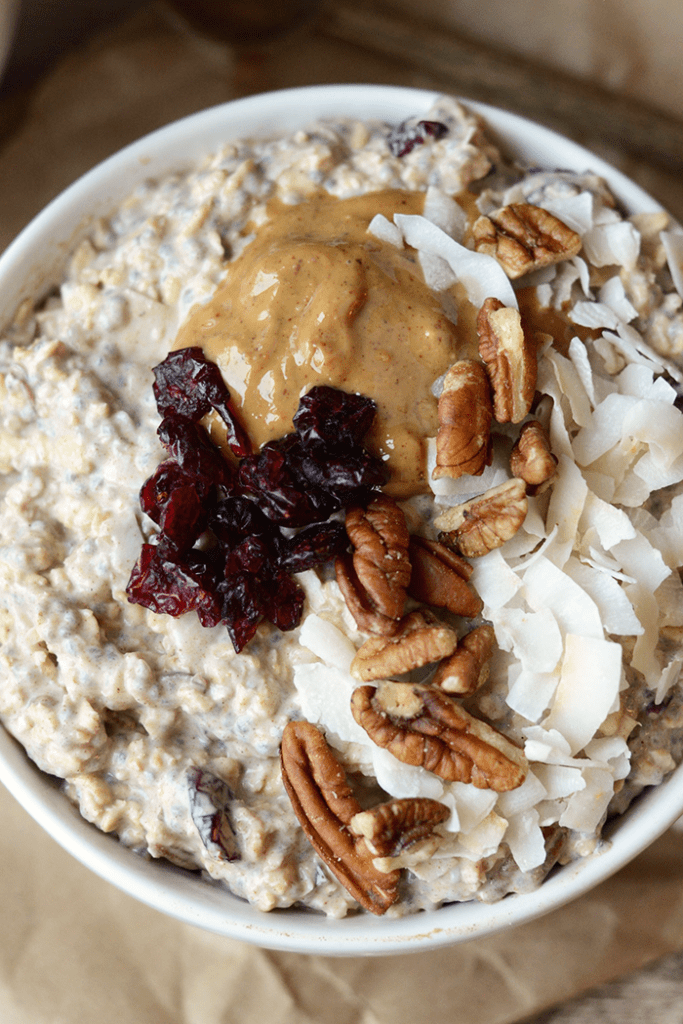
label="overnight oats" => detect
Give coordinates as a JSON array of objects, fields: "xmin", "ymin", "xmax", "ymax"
[{"xmin": 2, "ymin": 96, "xmax": 683, "ymax": 918}]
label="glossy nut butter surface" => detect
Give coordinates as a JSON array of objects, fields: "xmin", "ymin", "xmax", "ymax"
[{"xmin": 174, "ymin": 189, "xmax": 477, "ymax": 497}]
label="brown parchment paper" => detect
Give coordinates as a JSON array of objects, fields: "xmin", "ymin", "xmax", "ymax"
[{"xmin": 3, "ymin": 5, "xmax": 683, "ymax": 1022}]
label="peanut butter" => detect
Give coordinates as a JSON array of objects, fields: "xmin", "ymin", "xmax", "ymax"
[{"xmin": 174, "ymin": 189, "xmax": 472, "ymax": 496}]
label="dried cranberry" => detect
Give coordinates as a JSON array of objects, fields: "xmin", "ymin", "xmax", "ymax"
[
  {"xmin": 293, "ymin": 385, "xmax": 377, "ymax": 449},
  {"xmin": 153, "ymin": 347, "xmax": 251, "ymax": 457},
  {"xmin": 279, "ymin": 521, "xmax": 348, "ymax": 574},
  {"xmin": 239, "ymin": 438, "xmax": 335, "ymax": 526},
  {"xmin": 187, "ymin": 766, "xmax": 240, "ymax": 862},
  {"xmin": 139, "ymin": 460, "xmax": 195, "ymax": 524},
  {"xmin": 157, "ymin": 414, "xmax": 234, "ymax": 490},
  {"xmin": 126, "ymin": 543, "xmax": 222, "ymax": 624},
  {"xmin": 297, "ymin": 448, "xmax": 388, "ymax": 499},
  {"xmin": 261, "ymin": 572, "xmax": 305, "ymax": 632},
  {"xmin": 157, "ymin": 483, "xmax": 208, "ymax": 556},
  {"xmin": 387, "ymin": 119, "xmax": 448, "ymax": 157},
  {"xmin": 217, "ymin": 572, "xmax": 264, "ymax": 652},
  {"xmin": 224, "ymin": 536, "xmax": 272, "ymax": 576},
  {"xmin": 210, "ymin": 495, "xmax": 275, "ymax": 544}
]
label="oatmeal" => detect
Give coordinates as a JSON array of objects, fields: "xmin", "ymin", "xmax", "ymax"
[{"xmin": 2, "ymin": 96, "xmax": 683, "ymax": 918}]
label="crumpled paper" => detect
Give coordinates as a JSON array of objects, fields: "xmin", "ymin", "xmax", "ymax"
[{"xmin": 3, "ymin": 5, "xmax": 683, "ymax": 1022}]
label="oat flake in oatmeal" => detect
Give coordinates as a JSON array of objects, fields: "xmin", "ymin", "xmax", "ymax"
[{"xmin": 2, "ymin": 96, "xmax": 683, "ymax": 918}]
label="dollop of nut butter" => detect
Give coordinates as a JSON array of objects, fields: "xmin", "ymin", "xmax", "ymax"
[{"xmin": 174, "ymin": 189, "xmax": 472, "ymax": 497}]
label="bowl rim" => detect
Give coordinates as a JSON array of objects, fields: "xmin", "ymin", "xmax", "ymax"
[{"xmin": 1, "ymin": 82, "xmax": 681, "ymax": 956}]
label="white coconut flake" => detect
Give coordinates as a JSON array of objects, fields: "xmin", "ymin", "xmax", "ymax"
[
  {"xmin": 546, "ymin": 350, "xmax": 592, "ymax": 428},
  {"xmin": 298, "ymin": 613, "xmax": 357, "ymax": 672},
  {"xmin": 579, "ymin": 491, "xmax": 636, "ymax": 550},
  {"xmin": 393, "ymin": 213, "xmax": 518, "ymax": 308},
  {"xmin": 506, "ymin": 668, "xmax": 560, "ymax": 722},
  {"xmin": 417, "ymin": 250, "xmax": 458, "ymax": 293},
  {"xmin": 662, "ymin": 230, "xmax": 683, "ymax": 300},
  {"xmin": 541, "ymin": 191, "xmax": 595, "ymax": 235},
  {"xmin": 292, "ymin": 663, "xmax": 368, "ymax": 746},
  {"xmin": 599, "ymin": 275, "xmax": 638, "ymax": 322},
  {"xmin": 422, "ymin": 185, "xmax": 468, "ymax": 240},
  {"xmin": 543, "ymin": 634, "xmax": 623, "ymax": 755},
  {"xmin": 626, "ymin": 583, "xmax": 664, "ymax": 687},
  {"xmin": 426, "ymin": 436, "xmax": 510, "ymax": 504},
  {"xmin": 572, "ymin": 256, "xmax": 593, "ymax": 297},
  {"xmin": 469, "ymin": 548, "xmax": 523, "ymax": 610},
  {"xmin": 611, "ymin": 532, "xmax": 671, "ymax": 592},
  {"xmin": 496, "ymin": 770, "xmax": 547, "ymax": 817},
  {"xmin": 545, "ymin": 455, "xmax": 588, "ymax": 568},
  {"xmin": 559, "ymin": 767, "xmax": 614, "ymax": 832},
  {"xmin": 371, "ymin": 746, "xmax": 445, "ymax": 801},
  {"xmin": 570, "ymin": 300, "xmax": 621, "ymax": 331},
  {"xmin": 505, "ymin": 808, "xmax": 547, "ymax": 871},
  {"xmin": 522, "ymin": 556, "xmax": 604, "ymax": 640},
  {"xmin": 367, "ymin": 213, "xmax": 403, "ymax": 248},
  {"xmin": 493, "ymin": 606, "xmax": 564, "ymax": 675},
  {"xmin": 563, "ymin": 557, "xmax": 643, "ymax": 636},
  {"xmin": 451, "ymin": 812, "xmax": 509, "ymax": 861},
  {"xmin": 532, "ymin": 763, "xmax": 586, "ymax": 800},
  {"xmin": 568, "ymin": 337, "xmax": 597, "ymax": 406},
  {"xmin": 582, "ymin": 221, "xmax": 640, "ymax": 270},
  {"xmin": 655, "ymin": 657, "xmax": 683, "ymax": 705}
]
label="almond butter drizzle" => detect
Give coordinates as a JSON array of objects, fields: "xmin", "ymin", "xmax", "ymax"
[{"xmin": 174, "ymin": 189, "xmax": 477, "ymax": 496}]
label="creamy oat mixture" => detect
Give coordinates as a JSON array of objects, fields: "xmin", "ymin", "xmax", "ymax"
[{"xmin": 2, "ymin": 97, "xmax": 683, "ymax": 918}]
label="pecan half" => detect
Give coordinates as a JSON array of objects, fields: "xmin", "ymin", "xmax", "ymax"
[
  {"xmin": 280, "ymin": 720, "xmax": 399, "ymax": 915},
  {"xmin": 345, "ymin": 495, "xmax": 411, "ymax": 621},
  {"xmin": 477, "ymin": 297, "xmax": 537, "ymax": 424},
  {"xmin": 435, "ymin": 477, "xmax": 528, "ymax": 558},
  {"xmin": 335, "ymin": 553, "xmax": 400, "ymax": 636},
  {"xmin": 408, "ymin": 536, "xmax": 483, "ymax": 618},
  {"xmin": 510, "ymin": 419, "xmax": 558, "ymax": 495},
  {"xmin": 433, "ymin": 360, "xmax": 492, "ymax": 479},
  {"xmin": 431, "ymin": 624, "xmax": 497, "ymax": 695},
  {"xmin": 350, "ymin": 682, "xmax": 527, "ymax": 791},
  {"xmin": 471, "ymin": 202, "xmax": 582, "ymax": 279},
  {"xmin": 350, "ymin": 797, "xmax": 450, "ymax": 861},
  {"xmin": 350, "ymin": 609, "xmax": 458, "ymax": 681}
]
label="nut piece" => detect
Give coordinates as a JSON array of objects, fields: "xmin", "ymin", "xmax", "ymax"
[
  {"xmin": 435, "ymin": 478, "xmax": 528, "ymax": 558},
  {"xmin": 510, "ymin": 419, "xmax": 558, "ymax": 494},
  {"xmin": 433, "ymin": 360, "xmax": 492, "ymax": 479},
  {"xmin": 471, "ymin": 202, "xmax": 582, "ymax": 279},
  {"xmin": 350, "ymin": 610, "xmax": 458, "ymax": 681},
  {"xmin": 335, "ymin": 553, "xmax": 400, "ymax": 636},
  {"xmin": 431, "ymin": 624, "xmax": 497, "ymax": 695},
  {"xmin": 345, "ymin": 495, "xmax": 411, "ymax": 621},
  {"xmin": 280, "ymin": 720, "xmax": 400, "ymax": 915},
  {"xmin": 408, "ymin": 536, "xmax": 483, "ymax": 618},
  {"xmin": 477, "ymin": 297, "xmax": 537, "ymax": 424},
  {"xmin": 351, "ymin": 682, "xmax": 527, "ymax": 791},
  {"xmin": 350, "ymin": 797, "xmax": 450, "ymax": 863}
]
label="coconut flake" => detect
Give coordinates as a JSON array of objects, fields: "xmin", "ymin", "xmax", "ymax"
[
  {"xmin": 572, "ymin": 392, "xmax": 636, "ymax": 467},
  {"xmin": 582, "ymin": 221, "xmax": 640, "ymax": 270},
  {"xmin": 662, "ymin": 230, "xmax": 683, "ymax": 300},
  {"xmin": 559, "ymin": 767, "xmax": 614, "ymax": 832},
  {"xmin": 493, "ymin": 606, "xmax": 564, "ymax": 674},
  {"xmin": 544, "ymin": 455, "xmax": 588, "ymax": 568},
  {"xmin": 655, "ymin": 657, "xmax": 683, "ymax": 704},
  {"xmin": 417, "ymin": 250, "xmax": 458, "ymax": 293},
  {"xmin": 599, "ymin": 275, "xmax": 638, "ymax": 322},
  {"xmin": 579, "ymin": 491, "xmax": 636, "ymax": 550},
  {"xmin": 546, "ymin": 350, "xmax": 592, "ymax": 427},
  {"xmin": 292, "ymin": 663, "xmax": 368, "ymax": 746},
  {"xmin": 540, "ymin": 191, "xmax": 595, "ymax": 235},
  {"xmin": 496, "ymin": 770, "xmax": 548, "ymax": 817},
  {"xmin": 505, "ymin": 808, "xmax": 547, "ymax": 871},
  {"xmin": 543, "ymin": 634, "xmax": 623, "ymax": 755},
  {"xmin": 426, "ymin": 436, "xmax": 510, "ymax": 505},
  {"xmin": 371, "ymin": 746, "xmax": 445, "ymax": 801},
  {"xmin": 563, "ymin": 557, "xmax": 643, "ymax": 636},
  {"xmin": 568, "ymin": 337, "xmax": 597, "ymax": 406},
  {"xmin": 506, "ymin": 668, "xmax": 560, "ymax": 722},
  {"xmin": 298, "ymin": 613, "xmax": 357, "ymax": 672},
  {"xmin": 393, "ymin": 213, "xmax": 518, "ymax": 308},
  {"xmin": 522, "ymin": 556, "xmax": 603, "ymax": 640},
  {"xmin": 626, "ymin": 583, "xmax": 663, "ymax": 687},
  {"xmin": 367, "ymin": 213, "xmax": 403, "ymax": 248},
  {"xmin": 422, "ymin": 185, "xmax": 468, "ymax": 240},
  {"xmin": 532, "ymin": 763, "xmax": 586, "ymax": 800},
  {"xmin": 469, "ymin": 549, "xmax": 523, "ymax": 610},
  {"xmin": 570, "ymin": 300, "xmax": 621, "ymax": 331}
]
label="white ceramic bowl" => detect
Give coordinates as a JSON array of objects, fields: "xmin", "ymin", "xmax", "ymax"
[{"xmin": 0, "ymin": 84, "xmax": 681, "ymax": 956}]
